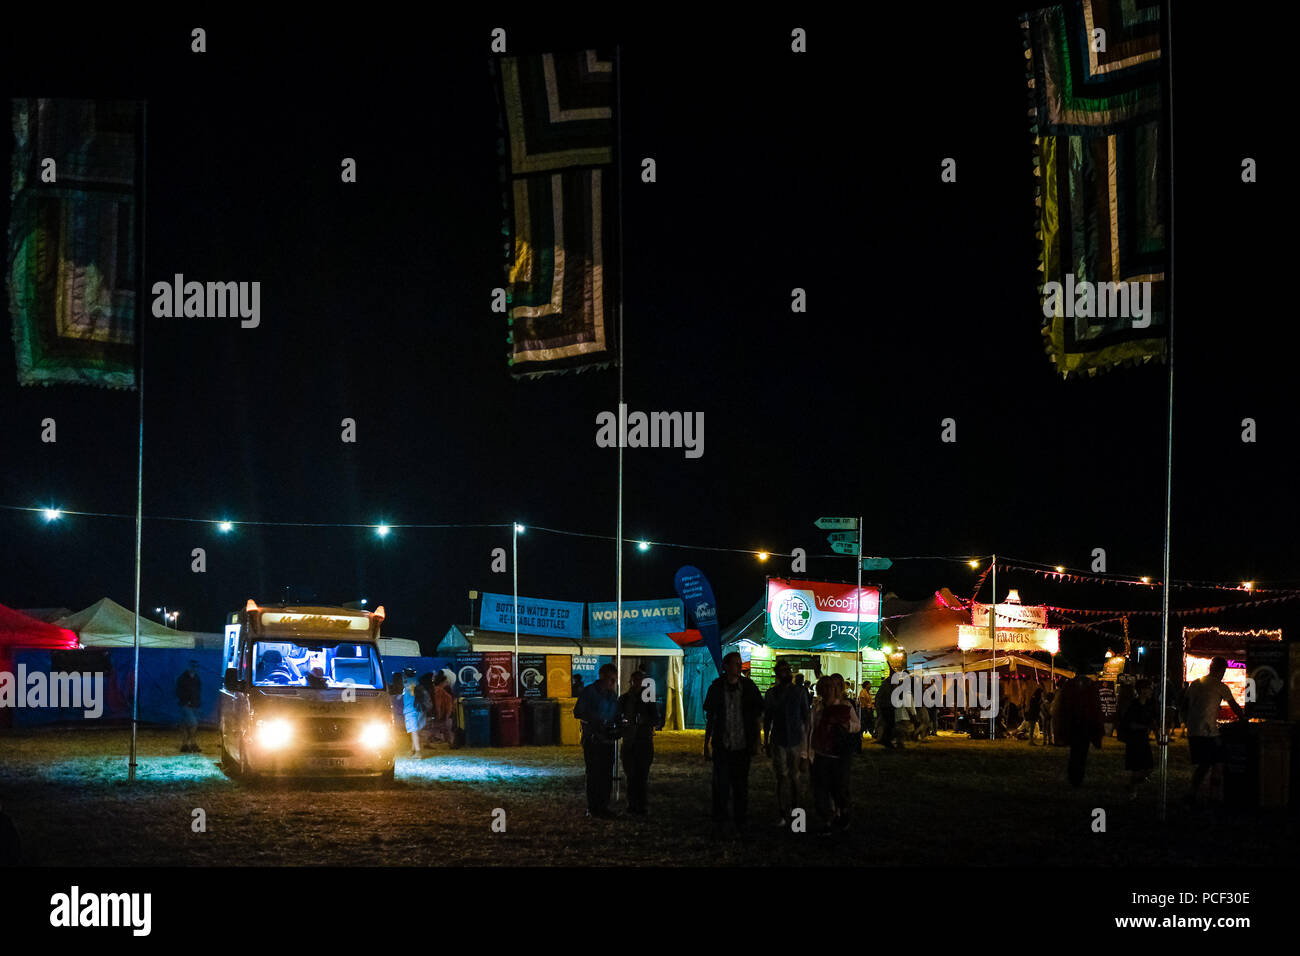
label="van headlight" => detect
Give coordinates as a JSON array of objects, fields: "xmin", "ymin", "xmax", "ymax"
[
  {"xmin": 360, "ymin": 720, "xmax": 390, "ymax": 749},
  {"xmin": 256, "ymin": 718, "xmax": 293, "ymax": 749}
]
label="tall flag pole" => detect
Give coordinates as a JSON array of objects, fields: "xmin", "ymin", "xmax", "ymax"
[
  {"xmin": 1157, "ymin": 0, "xmax": 1176, "ymax": 823},
  {"xmin": 492, "ymin": 43, "xmax": 618, "ymax": 783},
  {"xmin": 615, "ymin": 43, "xmax": 625, "ymax": 699},
  {"xmin": 130, "ymin": 103, "xmax": 147, "ymax": 783},
  {"xmin": 613, "ymin": 44, "xmax": 625, "ymax": 801},
  {"xmin": 5, "ymin": 98, "xmax": 142, "ymax": 778},
  {"xmin": 1023, "ymin": 2, "xmax": 1169, "ymax": 812}
]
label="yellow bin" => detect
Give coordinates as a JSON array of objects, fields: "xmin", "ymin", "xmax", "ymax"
[{"xmin": 556, "ymin": 697, "xmax": 582, "ymax": 746}]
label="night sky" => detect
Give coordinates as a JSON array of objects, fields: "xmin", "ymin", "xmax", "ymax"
[{"xmin": 1, "ymin": 10, "xmax": 1291, "ymax": 667}]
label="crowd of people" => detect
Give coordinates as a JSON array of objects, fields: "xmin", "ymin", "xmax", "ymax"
[
  {"xmin": 395, "ymin": 668, "xmax": 456, "ymax": 755},
  {"xmin": 166, "ymin": 649, "xmax": 1248, "ymax": 834},
  {"xmin": 566, "ymin": 653, "xmax": 1249, "ymax": 835}
]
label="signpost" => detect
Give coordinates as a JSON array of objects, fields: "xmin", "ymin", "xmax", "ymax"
[
  {"xmin": 815, "ymin": 517, "xmax": 859, "ymax": 530},
  {"xmin": 816, "ymin": 517, "xmax": 866, "ymax": 688},
  {"xmin": 861, "ymin": 557, "xmax": 892, "ymax": 571}
]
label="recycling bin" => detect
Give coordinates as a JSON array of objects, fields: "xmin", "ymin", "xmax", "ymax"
[
  {"xmin": 524, "ymin": 699, "xmax": 558, "ymax": 746},
  {"xmin": 493, "ymin": 698, "xmax": 522, "ymax": 746},
  {"xmin": 556, "ymin": 697, "xmax": 581, "ymax": 746},
  {"xmin": 463, "ymin": 699, "xmax": 494, "ymax": 749}
]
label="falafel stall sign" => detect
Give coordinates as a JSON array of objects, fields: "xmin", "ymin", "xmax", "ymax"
[{"xmin": 764, "ymin": 577, "xmax": 881, "ymax": 649}]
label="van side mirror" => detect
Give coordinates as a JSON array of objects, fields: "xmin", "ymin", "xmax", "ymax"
[{"xmin": 224, "ymin": 667, "xmax": 241, "ymax": 692}]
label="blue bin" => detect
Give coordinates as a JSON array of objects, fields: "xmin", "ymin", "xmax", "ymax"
[{"xmin": 464, "ymin": 699, "xmax": 493, "ymax": 748}]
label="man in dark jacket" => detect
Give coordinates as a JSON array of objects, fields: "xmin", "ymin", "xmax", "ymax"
[
  {"xmin": 573, "ymin": 664, "xmax": 620, "ymax": 819},
  {"xmin": 619, "ymin": 670, "xmax": 663, "ymax": 816},
  {"xmin": 703, "ymin": 652, "xmax": 764, "ymax": 836},
  {"xmin": 175, "ymin": 660, "xmax": 202, "ymax": 753}
]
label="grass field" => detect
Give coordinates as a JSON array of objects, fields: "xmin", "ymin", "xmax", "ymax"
[{"xmin": 0, "ymin": 727, "xmax": 1289, "ymax": 866}]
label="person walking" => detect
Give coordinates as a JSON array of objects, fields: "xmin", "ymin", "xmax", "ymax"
[
  {"xmin": 763, "ymin": 659, "xmax": 810, "ymax": 827},
  {"xmin": 1184, "ymin": 657, "xmax": 1244, "ymax": 807},
  {"xmin": 1023, "ymin": 686, "xmax": 1045, "ymax": 745},
  {"xmin": 1047, "ymin": 685, "xmax": 1064, "ymax": 745},
  {"xmin": 892, "ymin": 671, "xmax": 916, "ymax": 747},
  {"xmin": 175, "ymin": 660, "xmax": 202, "ymax": 753},
  {"xmin": 1059, "ymin": 673, "xmax": 1103, "ymax": 787},
  {"xmin": 619, "ymin": 669, "xmax": 662, "ymax": 816},
  {"xmin": 431, "ymin": 672, "xmax": 455, "ymax": 743},
  {"xmin": 874, "ymin": 673, "xmax": 897, "ymax": 748},
  {"xmin": 807, "ymin": 676, "xmax": 860, "ymax": 835},
  {"xmin": 574, "ymin": 663, "xmax": 620, "ymax": 819},
  {"xmin": 401, "ymin": 669, "xmax": 426, "ymax": 756},
  {"xmin": 1119, "ymin": 679, "xmax": 1156, "ymax": 800},
  {"xmin": 703, "ymin": 652, "xmax": 764, "ymax": 837}
]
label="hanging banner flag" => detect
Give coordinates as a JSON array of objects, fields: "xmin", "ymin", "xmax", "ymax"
[
  {"xmin": 765, "ymin": 577, "xmax": 881, "ymax": 651},
  {"xmin": 588, "ymin": 598, "xmax": 685, "ymax": 637},
  {"xmin": 8, "ymin": 99, "xmax": 141, "ymax": 388},
  {"xmin": 479, "ymin": 593, "xmax": 583, "ymax": 639},
  {"xmin": 1023, "ymin": 2, "xmax": 1167, "ymax": 377},
  {"xmin": 491, "ymin": 50, "xmax": 617, "ymax": 378},
  {"xmin": 674, "ymin": 566, "xmax": 722, "ymax": 675}
]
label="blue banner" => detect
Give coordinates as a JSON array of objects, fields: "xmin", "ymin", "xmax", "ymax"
[
  {"xmin": 571, "ymin": 654, "xmax": 611, "ymax": 693},
  {"xmin": 479, "ymin": 592, "xmax": 583, "ymax": 639},
  {"xmin": 674, "ymin": 566, "xmax": 722, "ymax": 676},
  {"xmin": 588, "ymin": 598, "xmax": 685, "ymax": 637}
]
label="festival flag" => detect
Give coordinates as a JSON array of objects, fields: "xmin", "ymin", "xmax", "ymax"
[
  {"xmin": 492, "ymin": 50, "xmax": 617, "ymax": 378},
  {"xmin": 8, "ymin": 99, "xmax": 141, "ymax": 388},
  {"xmin": 1022, "ymin": 2, "xmax": 1167, "ymax": 377}
]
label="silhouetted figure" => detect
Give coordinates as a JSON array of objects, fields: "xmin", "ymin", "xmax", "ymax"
[
  {"xmin": 1060, "ymin": 673, "xmax": 1103, "ymax": 787},
  {"xmin": 175, "ymin": 660, "xmax": 202, "ymax": 753}
]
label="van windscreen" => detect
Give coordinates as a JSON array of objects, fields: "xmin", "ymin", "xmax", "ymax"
[{"xmin": 252, "ymin": 640, "xmax": 383, "ymax": 689}]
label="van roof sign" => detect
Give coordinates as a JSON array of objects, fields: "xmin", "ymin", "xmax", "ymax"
[{"xmin": 259, "ymin": 611, "xmax": 371, "ymax": 633}]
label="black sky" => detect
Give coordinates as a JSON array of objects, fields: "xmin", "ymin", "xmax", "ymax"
[{"xmin": 1, "ymin": 9, "xmax": 1293, "ymax": 667}]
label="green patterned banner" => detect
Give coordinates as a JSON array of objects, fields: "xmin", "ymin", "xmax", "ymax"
[{"xmin": 8, "ymin": 98, "xmax": 140, "ymax": 388}]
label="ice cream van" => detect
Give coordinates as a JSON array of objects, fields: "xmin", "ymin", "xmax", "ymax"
[{"xmin": 218, "ymin": 600, "xmax": 397, "ymax": 779}]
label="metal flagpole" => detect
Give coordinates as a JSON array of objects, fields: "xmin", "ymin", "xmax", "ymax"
[
  {"xmin": 989, "ymin": 554, "xmax": 997, "ymax": 740},
  {"xmin": 613, "ymin": 43, "xmax": 626, "ymax": 801},
  {"xmin": 1158, "ymin": 0, "xmax": 1176, "ymax": 823},
  {"xmin": 855, "ymin": 515, "xmax": 863, "ymax": 690},
  {"xmin": 129, "ymin": 101, "xmax": 147, "ymax": 784},
  {"xmin": 513, "ymin": 523, "xmax": 519, "ymax": 697}
]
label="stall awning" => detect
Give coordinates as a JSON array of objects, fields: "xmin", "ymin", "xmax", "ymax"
[{"xmin": 437, "ymin": 625, "xmax": 683, "ymax": 657}]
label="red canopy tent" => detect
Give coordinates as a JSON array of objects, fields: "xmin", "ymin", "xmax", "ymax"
[{"xmin": 0, "ymin": 603, "xmax": 79, "ymax": 726}]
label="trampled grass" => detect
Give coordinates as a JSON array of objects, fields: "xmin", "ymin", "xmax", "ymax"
[{"xmin": 0, "ymin": 728, "xmax": 1288, "ymax": 866}]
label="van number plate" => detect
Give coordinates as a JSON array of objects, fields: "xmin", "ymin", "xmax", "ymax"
[{"xmin": 310, "ymin": 757, "xmax": 347, "ymax": 768}]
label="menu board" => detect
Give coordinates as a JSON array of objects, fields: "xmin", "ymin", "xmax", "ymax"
[{"xmin": 1098, "ymin": 682, "xmax": 1117, "ymax": 722}]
